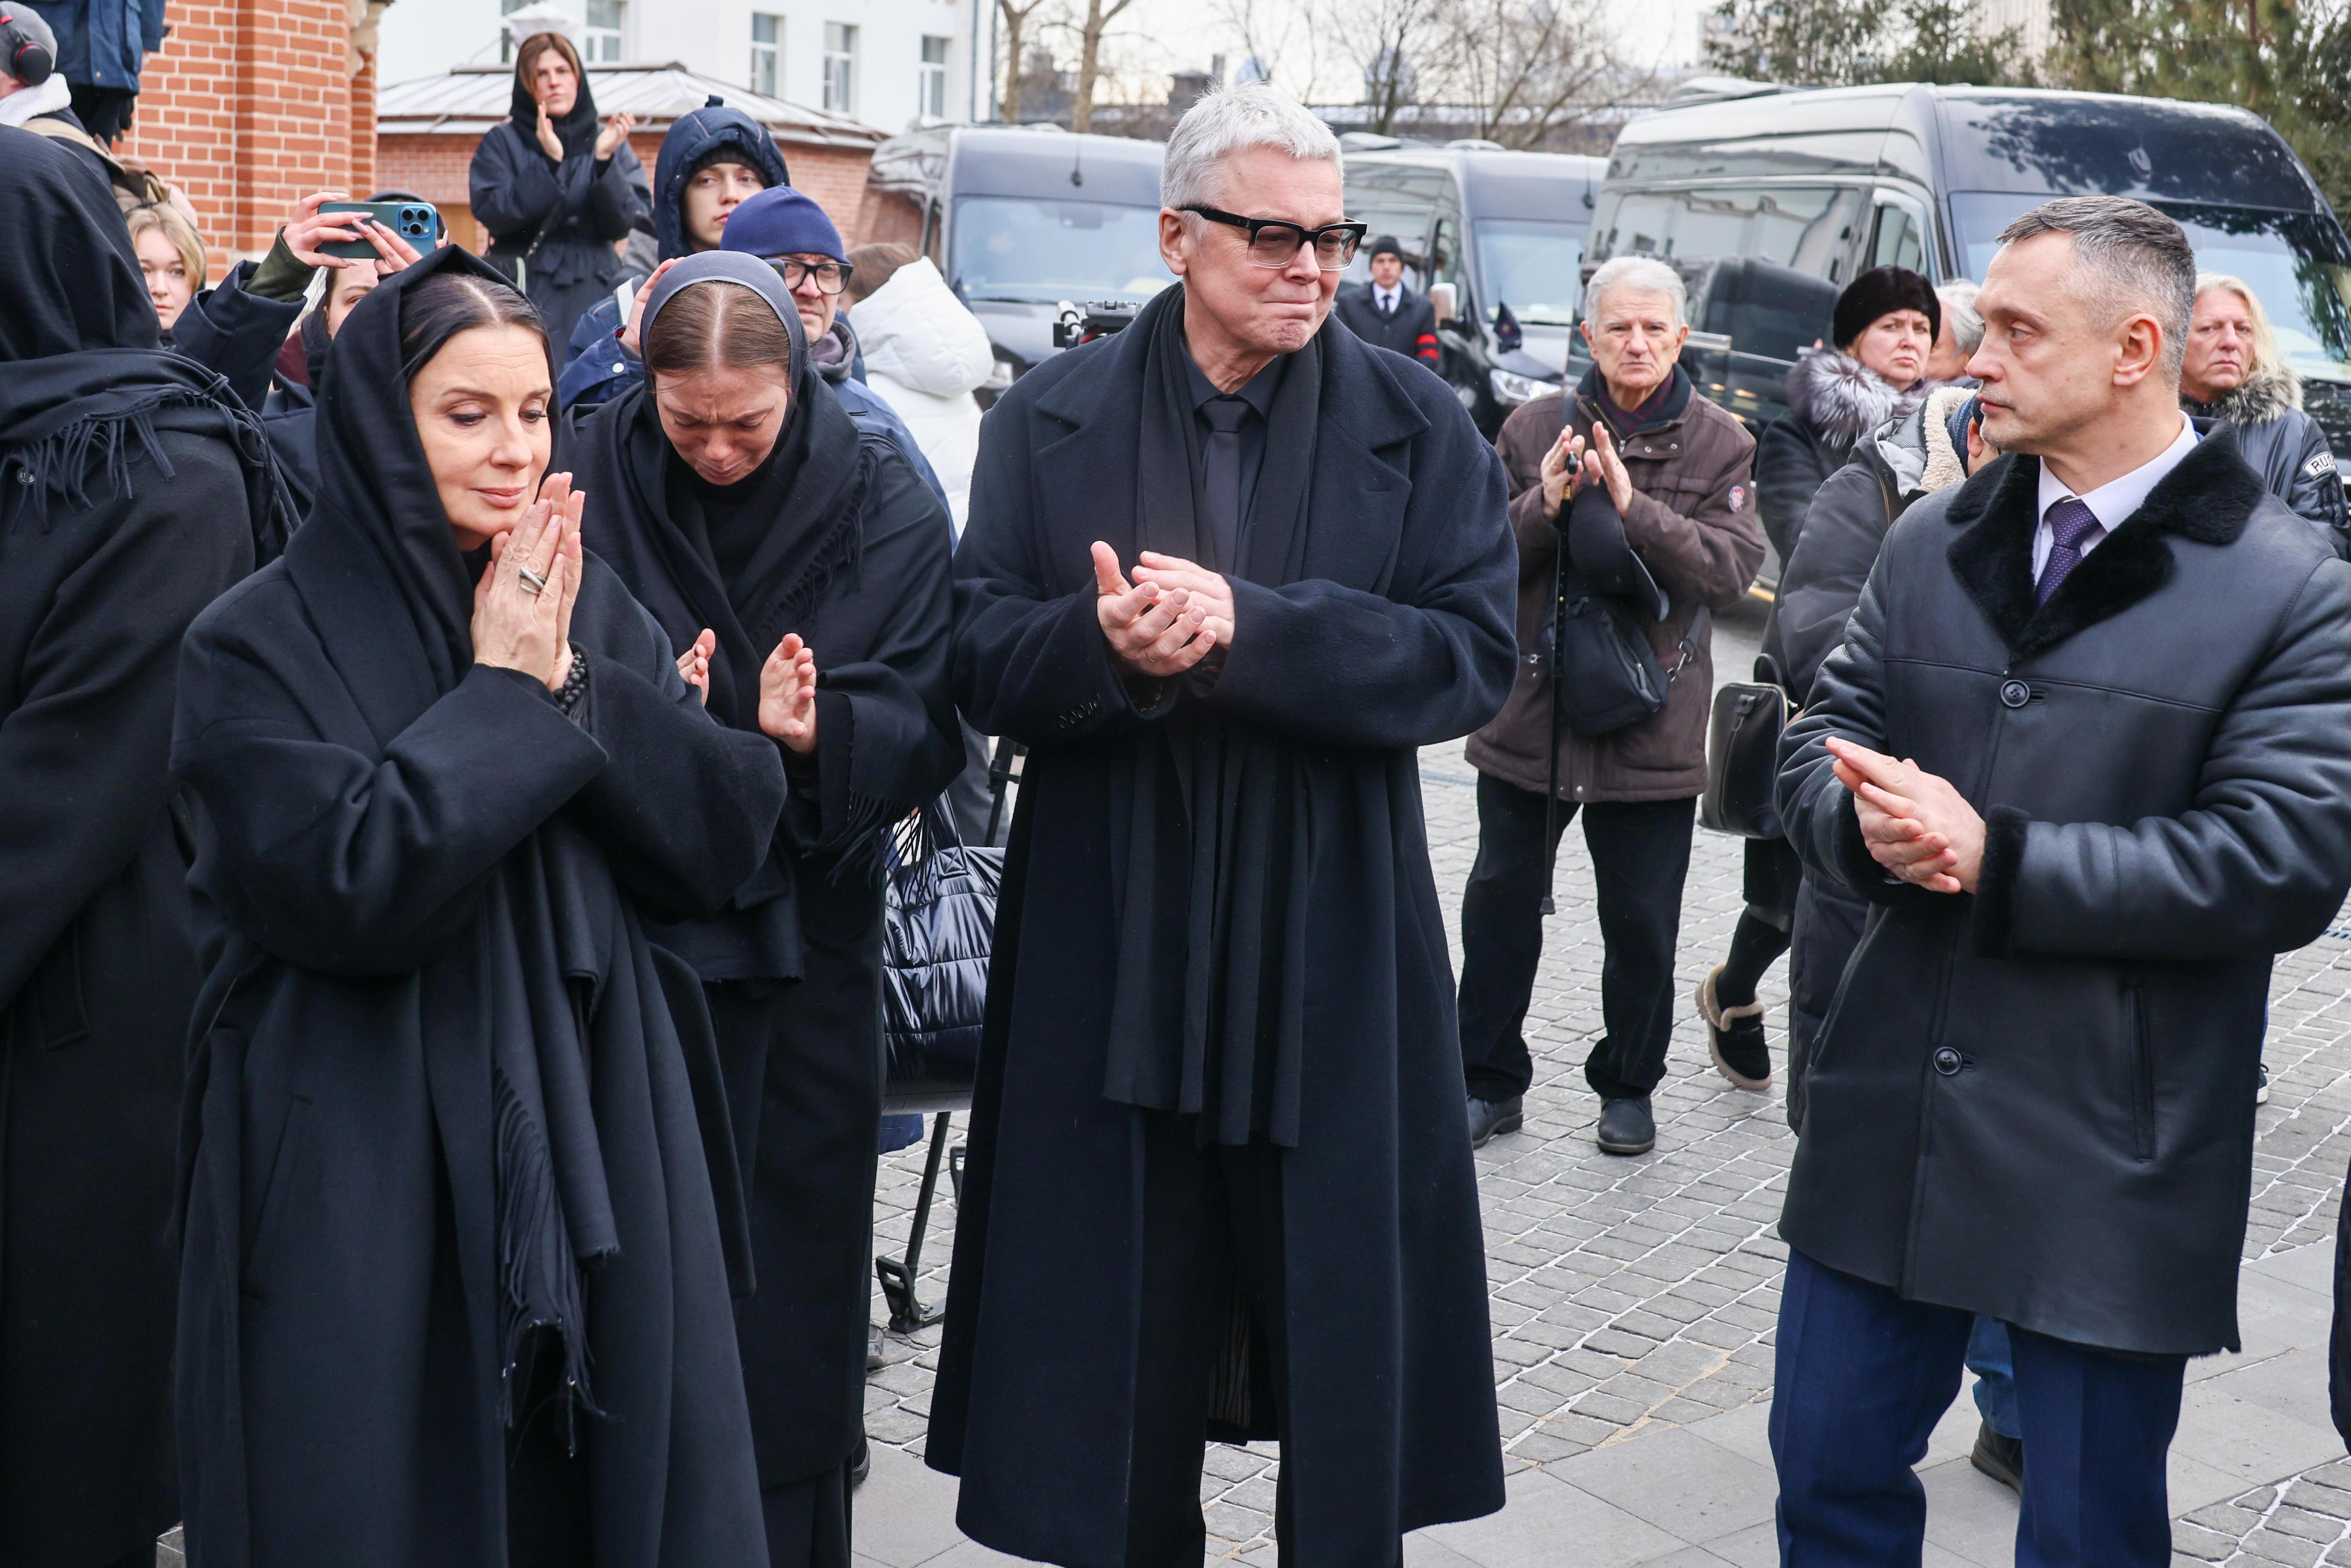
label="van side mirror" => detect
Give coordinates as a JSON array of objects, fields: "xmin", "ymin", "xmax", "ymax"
[{"xmin": 1428, "ymin": 281, "xmax": 1456, "ymax": 322}]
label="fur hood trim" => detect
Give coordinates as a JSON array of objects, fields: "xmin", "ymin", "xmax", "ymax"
[
  {"xmin": 1917, "ymin": 384, "xmax": 1974, "ymax": 496},
  {"xmin": 1785, "ymin": 346, "xmax": 1933, "ymax": 448},
  {"xmin": 2186, "ymin": 358, "xmax": 2303, "ymax": 424}
]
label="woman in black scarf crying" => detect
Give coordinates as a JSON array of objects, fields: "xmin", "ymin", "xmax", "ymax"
[
  {"xmin": 569, "ymin": 250, "xmax": 962, "ymax": 1568},
  {"xmin": 171, "ymin": 246, "xmax": 787, "ymax": 1568}
]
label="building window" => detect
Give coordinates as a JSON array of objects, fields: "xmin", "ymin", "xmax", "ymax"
[
  {"xmin": 750, "ymin": 14, "xmax": 781, "ymax": 97},
  {"xmin": 584, "ymin": 0, "xmax": 624, "ymax": 63},
  {"xmin": 918, "ymin": 35, "xmax": 949, "ymax": 120},
  {"xmin": 823, "ymin": 22, "xmax": 856, "ymax": 114}
]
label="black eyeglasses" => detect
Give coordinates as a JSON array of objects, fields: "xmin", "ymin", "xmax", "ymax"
[
  {"xmin": 1181, "ymin": 206, "xmax": 1367, "ymax": 270},
  {"xmin": 768, "ymin": 256, "xmax": 854, "ymax": 295}
]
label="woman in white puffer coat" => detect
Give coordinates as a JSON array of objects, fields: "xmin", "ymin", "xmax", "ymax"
[{"xmin": 845, "ymin": 244, "xmax": 994, "ymax": 532}]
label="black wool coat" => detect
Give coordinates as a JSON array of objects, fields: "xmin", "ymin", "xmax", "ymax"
[
  {"xmin": 1331, "ymin": 281, "xmax": 1439, "ymax": 362},
  {"xmin": 470, "ymin": 122, "xmax": 649, "ymax": 356},
  {"xmin": 569, "ymin": 386, "xmax": 964, "ymax": 1489},
  {"xmin": 0, "ymin": 427, "xmax": 255, "ymax": 1568},
  {"xmin": 929, "ymin": 311, "xmax": 1516, "ymax": 1566},
  {"xmin": 1776, "ymin": 433, "xmax": 2351, "ymax": 1355}
]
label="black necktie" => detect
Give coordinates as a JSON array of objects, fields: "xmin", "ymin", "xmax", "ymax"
[
  {"xmin": 1381, "ymin": 292, "xmax": 1395, "ymax": 316},
  {"xmin": 1199, "ymin": 397, "xmax": 1251, "ymax": 570}
]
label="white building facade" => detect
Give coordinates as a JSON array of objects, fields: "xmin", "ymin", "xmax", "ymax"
[{"xmin": 377, "ymin": 0, "xmax": 984, "ymax": 134}]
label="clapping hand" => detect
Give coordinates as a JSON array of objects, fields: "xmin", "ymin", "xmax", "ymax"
[
  {"xmin": 1132, "ymin": 552, "xmax": 1235, "ymax": 646},
  {"xmin": 1093, "ymin": 542, "xmax": 1216, "ymax": 678},
  {"xmin": 595, "ymin": 112, "xmax": 637, "ymax": 161},
  {"xmin": 1582, "ymin": 422, "xmax": 1635, "ymax": 512},
  {"xmin": 760, "ymin": 632, "xmax": 818, "ymax": 752},
  {"xmin": 536, "ymin": 103, "xmax": 565, "ymax": 162},
  {"xmin": 472, "ymin": 472, "xmax": 585, "ymax": 691},
  {"xmin": 1538, "ymin": 425, "xmax": 1586, "ymax": 517},
  {"xmin": 677, "ymin": 627, "xmax": 716, "ymax": 705},
  {"xmin": 1827, "ymin": 737, "xmax": 1985, "ymax": 895}
]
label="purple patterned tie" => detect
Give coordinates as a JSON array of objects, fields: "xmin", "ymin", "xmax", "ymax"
[{"xmin": 2037, "ymin": 497, "xmax": 2104, "ymax": 605}]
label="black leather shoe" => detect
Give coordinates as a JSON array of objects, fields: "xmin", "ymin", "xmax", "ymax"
[
  {"xmin": 1970, "ymin": 1421, "xmax": 2023, "ymax": 1492},
  {"xmin": 851, "ymin": 1434, "xmax": 871, "ymax": 1489},
  {"xmin": 1467, "ymin": 1093, "xmax": 1523, "ymax": 1150},
  {"xmin": 1596, "ymin": 1095, "xmax": 1655, "ymax": 1155}
]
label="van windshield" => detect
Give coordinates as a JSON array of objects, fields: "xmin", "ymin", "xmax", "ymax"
[
  {"xmin": 951, "ymin": 196, "xmax": 1171, "ymax": 305},
  {"xmin": 1475, "ymin": 218, "xmax": 1584, "ymax": 326},
  {"xmin": 1950, "ymin": 192, "xmax": 2351, "ymax": 381}
]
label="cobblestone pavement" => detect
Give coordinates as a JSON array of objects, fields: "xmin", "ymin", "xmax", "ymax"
[{"xmin": 865, "ymin": 602, "xmax": 2351, "ymax": 1566}]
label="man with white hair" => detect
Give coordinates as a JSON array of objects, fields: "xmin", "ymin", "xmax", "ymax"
[
  {"xmin": 931, "ymin": 83, "xmax": 1516, "ymax": 1565},
  {"xmin": 1773, "ymin": 195, "xmax": 2351, "ymax": 1561},
  {"xmin": 1457, "ymin": 254, "xmax": 1762, "ymax": 1158},
  {"xmin": 1926, "ymin": 278, "xmax": 1984, "ymax": 382}
]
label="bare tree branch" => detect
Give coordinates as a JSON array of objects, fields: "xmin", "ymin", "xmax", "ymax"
[
  {"xmin": 1319, "ymin": 0, "xmax": 1447, "ymax": 134},
  {"xmin": 1071, "ymin": 0, "xmax": 1140, "ymax": 132},
  {"xmin": 998, "ymin": 0, "xmax": 1056, "ymax": 123}
]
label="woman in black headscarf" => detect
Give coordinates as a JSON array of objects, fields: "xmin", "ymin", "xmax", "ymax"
[
  {"xmin": 0, "ymin": 127, "xmax": 292, "ymax": 1568},
  {"xmin": 171, "ymin": 244, "xmax": 785, "ymax": 1568},
  {"xmin": 568, "ymin": 250, "xmax": 962, "ymax": 1568},
  {"xmin": 469, "ymin": 29, "xmax": 648, "ymax": 355}
]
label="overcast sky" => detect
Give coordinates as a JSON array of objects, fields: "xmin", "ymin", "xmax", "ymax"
[{"xmin": 1086, "ymin": 0, "xmax": 1707, "ymax": 105}]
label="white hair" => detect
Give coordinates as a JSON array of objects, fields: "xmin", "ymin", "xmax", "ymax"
[
  {"xmin": 1936, "ymin": 280, "xmax": 1983, "ymax": 355},
  {"xmin": 1583, "ymin": 257, "xmax": 1687, "ymax": 328},
  {"xmin": 1161, "ymin": 84, "xmax": 1341, "ymax": 213}
]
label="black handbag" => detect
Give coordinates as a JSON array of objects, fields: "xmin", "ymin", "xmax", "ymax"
[
  {"xmin": 881, "ymin": 798, "xmax": 1001, "ymax": 1103},
  {"xmin": 1546, "ymin": 473, "xmax": 1707, "ymax": 739},
  {"xmin": 1700, "ymin": 655, "xmax": 1791, "ymax": 838}
]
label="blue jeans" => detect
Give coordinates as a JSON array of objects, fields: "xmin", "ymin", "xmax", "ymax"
[{"xmin": 1772, "ymin": 1248, "xmax": 2185, "ymax": 1567}]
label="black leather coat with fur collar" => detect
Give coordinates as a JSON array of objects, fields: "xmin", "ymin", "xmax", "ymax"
[
  {"xmin": 1774, "ymin": 432, "xmax": 2351, "ymax": 1355},
  {"xmin": 2182, "ymin": 377, "xmax": 2345, "ymax": 549}
]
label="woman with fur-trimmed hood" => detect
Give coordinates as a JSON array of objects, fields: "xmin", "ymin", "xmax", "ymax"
[
  {"xmin": 2180, "ymin": 272, "xmax": 2345, "ymax": 549},
  {"xmin": 1752, "ymin": 266, "xmax": 1941, "ymax": 564}
]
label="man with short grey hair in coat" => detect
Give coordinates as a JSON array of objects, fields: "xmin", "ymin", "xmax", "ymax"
[{"xmin": 1771, "ymin": 195, "xmax": 2351, "ymax": 1563}]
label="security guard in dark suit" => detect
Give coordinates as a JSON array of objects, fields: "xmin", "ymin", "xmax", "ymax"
[{"xmin": 1333, "ymin": 235, "xmax": 1440, "ymax": 364}]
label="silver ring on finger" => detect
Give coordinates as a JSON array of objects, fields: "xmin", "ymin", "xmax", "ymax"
[{"xmin": 518, "ymin": 567, "xmax": 548, "ymax": 596}]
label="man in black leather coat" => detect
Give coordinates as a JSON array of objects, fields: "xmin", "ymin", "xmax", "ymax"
[{"xmin": 1771, "ymin": 196, "xmax": 2351, "ymax": 1565}]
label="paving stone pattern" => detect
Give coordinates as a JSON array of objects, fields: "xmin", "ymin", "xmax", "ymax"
[{"xmin": 865, "ymin": 606, "xmax": 2351, "ymax": 1563}]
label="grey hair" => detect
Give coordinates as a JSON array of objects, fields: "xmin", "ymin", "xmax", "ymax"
[
  {"xmin": 1996, "ymin": 196, "xmax": 2195, "ymax": 380},
  {"xmin": 1161, "ymin": 83, "xmax": 1341, "ymax": 213},
  {"xmin": 1582, "ymin": 256, "xmax": 1687, "ymax": 328},
  {"xmin": 1936, "ymin": 280, "xmax": 1983, "ymax": 356}
]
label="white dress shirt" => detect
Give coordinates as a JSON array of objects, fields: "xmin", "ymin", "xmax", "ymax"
[
  {"xmin": 2031, "ymin": 413, "xmax": 2198, "ymax": 580},
  {"xmin": 1374, "ymin": 283, "xmax": 1400, "ymax": 315}
]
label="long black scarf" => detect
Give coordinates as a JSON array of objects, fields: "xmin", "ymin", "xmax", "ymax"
[
  {"xmin": 293, "ymin": 244, "xmax": 619, "ymax": 1426},
  {"xmin": 0, "ymin": 127, "xmax": 292, "ymax": 559},
  {"xmin": 1101, "ymin": 284, "xmax": 1326, "ymax": 1147},
  {"xmin": 509, "ymin": 53, "xmax": 601, "ymax": 165}
]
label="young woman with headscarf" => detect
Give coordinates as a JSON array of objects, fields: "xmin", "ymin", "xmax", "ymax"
[
  {"xmin": 170, "ymin": 245, "xmax": 787, "ymax": 1568},
  {"xmin": 0, "ymin": 127, "xmax": 293, "ymax": 1568},
  {"xmin": 470, "ymin": 30, "xmax": 648, "ymax": 355},
  {"xmin": 567, "ymin": 250, "xmax": 963, "ymax": 1568}
]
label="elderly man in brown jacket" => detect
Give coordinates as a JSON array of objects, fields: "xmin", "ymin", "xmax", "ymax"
[{"xmin": 1460, "ymin": 254, "xmax": 1763, "ymax": 1157}]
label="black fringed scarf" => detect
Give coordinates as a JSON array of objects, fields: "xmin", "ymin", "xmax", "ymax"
[
  {"xmin": 1099, "ymin": 284, "xmax": 1327, "ymax": 1147},
  {"xmin": 293, "ymin": 245, "xmax": 621, "ymax": 1431},
  {"xmin": 0, "ymin": 128, "xmax": 293, "ymax": 560}
]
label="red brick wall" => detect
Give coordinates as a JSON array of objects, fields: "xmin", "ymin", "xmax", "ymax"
[
  {"xmin": 376, "ymin": 132, "xmax": 880, "ymax": 256},
  {"xmin": 124, "ymin": 0, "xmax": 372, "ymax": 281}
]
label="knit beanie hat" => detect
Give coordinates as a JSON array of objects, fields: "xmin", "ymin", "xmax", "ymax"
[
  {"xmin": 1368, "ymin": 234, "xmax": 1404, "ymax": 261},
  {"xmin": 1832, "ymin": 266, "xmax": 1940, "ymax": 353},
  {"xmin": 720, "ymin": 185, "xmax": 845, "ymax": 263}
]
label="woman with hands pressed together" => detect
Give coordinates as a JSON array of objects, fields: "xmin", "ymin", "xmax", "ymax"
[
  {"xmin": 171, "ymin": 250, "xmax": 785, "ymax": 1568},
  {"xmin": 568, "ymin": 251, "xmax": 962, "ymax": 1568},
  {"xmin": 469, "ymin": 28, "xmax": 647, "ymax": 354}
]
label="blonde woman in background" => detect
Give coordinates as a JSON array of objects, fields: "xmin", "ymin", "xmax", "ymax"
[
  {"xmin": 126, "ymin": 199, "xmax": 202, "ymax": 334},
  {"xmin": 2180, "ymin": 271, "xmax": 2344, "ymax": 542}
]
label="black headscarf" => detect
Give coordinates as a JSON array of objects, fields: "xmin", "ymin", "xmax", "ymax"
[
  {"xmin": 509, "ymin": 34, "xmax": 601, "ymax": 163},
  {"xmin": 571, "ymin": 252, "xmax": 868, "ymax": 734},
  {"xmin": 292, "ymin": 242, "xmax": 618, "ymax": 1424},
  {"xmin": 0, "ymin": 127, "xmax": 292, "ymax": 558},
  {"xmin": 1103, "ymin": 283, "xmax": 1327, "ymax": 1147}
]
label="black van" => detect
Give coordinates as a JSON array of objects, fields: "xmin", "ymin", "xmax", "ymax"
[
  {"xmin": 863, "ymin": 126, "xmax": 1168, "ymax": 404},
  {"xmin": 1340, "ymin": 141, "xmax": 1606, "ymax": 434},
  {"xmin": 1580, "ymin": 83, "xmax": 2351, "ymax": 452}
]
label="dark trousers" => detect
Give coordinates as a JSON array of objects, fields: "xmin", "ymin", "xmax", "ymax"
[
  {"xmin": 1455, "ymin": 774, "xmax": 1694, "ymax": 1103},
  {"xmin": 1771, "ymin": 1248, "xmax": 2184, "ymax": 1567},
  {"xmin": 1123, "ymin": 1112, "xmax": 1400, "ymax": 1568}
]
